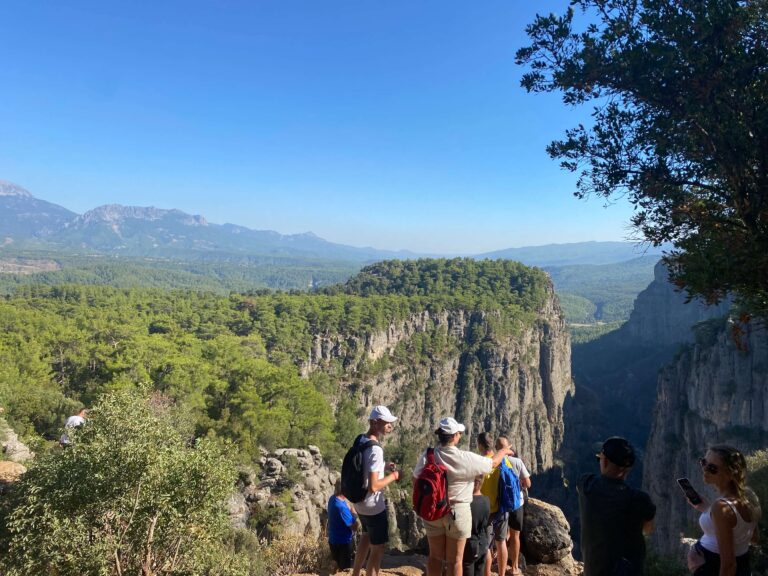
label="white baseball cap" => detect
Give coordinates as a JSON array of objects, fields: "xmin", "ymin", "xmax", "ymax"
[
  {"xmin": 369, "ymin": 405, "xmax": 397, "ymax": 423},
  {"xmin": 436, "ymin": 417, "xmax": 465, "ymax": 435}
]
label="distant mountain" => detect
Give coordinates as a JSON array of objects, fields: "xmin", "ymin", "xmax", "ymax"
[
  {"xmin": 0, "ymin": 181, "xmax": 78, "ymax": 242},
  {"xmin": 0, "ymin": 181, "xmax": 417, "ymax": 263},
  {"xmin": 476, "ymin": 241, "xmax": 667, "ymax": 267}
]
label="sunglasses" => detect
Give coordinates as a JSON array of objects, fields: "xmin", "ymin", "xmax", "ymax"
[{"xmin": 699, "ymin": 457, "xmax": 719, "ymax": 475}]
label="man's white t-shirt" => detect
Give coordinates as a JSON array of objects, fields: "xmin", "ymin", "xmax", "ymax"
[
  {"xmin": 353, "ymin": 436, "xmax": 386, "ymax": 516},
  {"xmin": 507, "ymin": 456, "xmax": 530, "ymax": 480},
  {"xmin": 59, "ymin": 414, "xmax": 85, "ymax": 445},
  {"xmin": 65, "ymin": 415, "xmax": 85, "ymax": 428},
  {"xmin": 413, "ymin": 445, "xmax": 493, "ymax": 504}
]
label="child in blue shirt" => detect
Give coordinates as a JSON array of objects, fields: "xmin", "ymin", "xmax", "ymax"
[{"xmin": 328, "ymin": 480, "xmax": 358, "ymax": 572}]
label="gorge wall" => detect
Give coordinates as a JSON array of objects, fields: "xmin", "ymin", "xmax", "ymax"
[
  {"xmin": 242, "ymin": 279, "xmax": 574, "ymax": 553},
  {"xmin": 301, "ymin": 283, "xmax": 572, "ymax": 474},
  {"xmin": 552, "ymin": 261, "xmax": 731, "ymax": 556},
  {"xmin": 643, "ymin": 320, "xmax": 768, "ymax": 555},
  {"xmin": 625, "ymin": 262, "xmax": 731, "ymax": 346}
]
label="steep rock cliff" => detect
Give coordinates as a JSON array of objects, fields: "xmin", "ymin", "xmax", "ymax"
[
  {"xmin": 554, "ymin": 261, "xmax": 731, "ymax": 557},
  {"xmin": 300, "ymin": 283, "xmax": 572, "ymax": 473},
  {"xmin": 625, "ymin": 262, "xmax": 731, "ymax": 346},
  {"xmin": 643, "ymin": 320, "xmax": 768, "ymax": 555}
]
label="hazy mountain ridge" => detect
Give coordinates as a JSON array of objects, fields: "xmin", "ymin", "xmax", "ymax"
[
  {"xmin": 0, "ymin": 181, "xmax": 78, "ymax": 240},
  {"xmin": 477, "ymin": 240, "xmax": 667, "ymax": 266},
  {"xmin": 0, "ymin": 181, "xmax": 417, "ymax": 263}
]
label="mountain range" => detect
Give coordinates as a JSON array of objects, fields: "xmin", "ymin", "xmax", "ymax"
[
  {"xmin": 0, "ymin": 180, "xmax": 416, "ymax": 263},
  {"xmin": 0, "ymin": 179, "xmax": 664, "ymax": 267}
]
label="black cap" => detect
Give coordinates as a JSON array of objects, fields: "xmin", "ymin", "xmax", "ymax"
[{"xmin": 598, "ymin": 437, "xmax": 636, "ymax": 468}]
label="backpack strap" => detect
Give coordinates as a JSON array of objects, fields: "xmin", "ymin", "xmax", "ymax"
[{"xmin": 358, "ymin": 434, "xmax": 381, "ymax": 452}]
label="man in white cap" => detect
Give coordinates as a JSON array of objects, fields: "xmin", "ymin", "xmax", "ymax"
[{"xmin": 351, "ymin": 405, "xmax": 400, "ymax": 576}]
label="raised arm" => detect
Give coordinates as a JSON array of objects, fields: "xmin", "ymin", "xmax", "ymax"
[{"xmin": 489, "ymin": 448, "xmax": 514, "ymax": 468}]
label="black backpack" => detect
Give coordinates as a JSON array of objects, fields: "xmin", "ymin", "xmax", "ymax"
[{"xmin": 340, "ymin": 434, "xmax": 380, "ymax": 503}]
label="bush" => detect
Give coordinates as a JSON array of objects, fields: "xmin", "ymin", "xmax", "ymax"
[
  {"xmin": 0, "ymin": 388, "xmax": 249, "ymax": 576},
  {"xmin": 261, "ymin": 531, "xmax": 329, "ymax": 576}
]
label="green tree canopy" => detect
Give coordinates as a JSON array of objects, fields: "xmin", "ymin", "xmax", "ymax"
[
  {"xmin": 517, "ymin": 0, "xmax": 768, "ymax": 316},
  {"xmin": 0, "ymin": 389, "xmax": 248, "ymax": 576}
]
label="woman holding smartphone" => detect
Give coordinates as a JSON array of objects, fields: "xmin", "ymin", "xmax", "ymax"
[{"xmin": 687, "ymin": 445, "xmax": 761, "ymax": 576}]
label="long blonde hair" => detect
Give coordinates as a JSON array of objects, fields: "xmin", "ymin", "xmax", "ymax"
[{"xmin": 709, "ymin": 444, "xmax": 762, "ymax": 520}]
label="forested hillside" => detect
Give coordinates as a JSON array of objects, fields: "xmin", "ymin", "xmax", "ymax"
[
  {"xmin": 545, "ymin": 255, "xmax": 659, "ymax": 324},
  {"xmin": 0, "ymin": 259, "xmax": 550, "ymax": 464},
  {"xmin": 0, "ymin": 251, "xmax": 358, "ymax": 294}
]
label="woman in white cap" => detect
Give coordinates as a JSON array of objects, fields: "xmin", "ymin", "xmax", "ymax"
[{"xmin": 413, "ymin": 417, "xmax": 514, "ymax": 576}]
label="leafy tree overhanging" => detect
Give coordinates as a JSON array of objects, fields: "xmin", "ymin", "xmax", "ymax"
[{"xmin": 516, "ymin": 0, "xmax": 768, "ymax": 316}]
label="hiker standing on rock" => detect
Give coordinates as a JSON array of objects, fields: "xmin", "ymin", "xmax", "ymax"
[
  {"xmin": 414, "ymin": 418, "xmax": 514, "ymax": 576},
  {"xmin": 345, "ymin": 405, "xmax": 400, "ymax": 576},
  {"xmin": 578, "ymin": 437, "xmax": 655, "ymax": 576}
]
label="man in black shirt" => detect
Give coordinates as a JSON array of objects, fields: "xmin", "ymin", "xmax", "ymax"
[{"xmin": 578, "ymin": 437, "xmax": 656, "ymax": 576}]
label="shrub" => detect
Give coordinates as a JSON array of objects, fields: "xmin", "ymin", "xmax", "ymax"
[
  {"xmin": 0, "ymin": 388, "xmax": 249, "ymax": 576},
  {"xmin": 261, "ymin": 531, "xmax": 328, "ymax": 576}
]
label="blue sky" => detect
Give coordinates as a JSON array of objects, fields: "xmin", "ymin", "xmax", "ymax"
[{"xmin": 0, "ymin": 1, "xmax": 637, "ymax": 253}]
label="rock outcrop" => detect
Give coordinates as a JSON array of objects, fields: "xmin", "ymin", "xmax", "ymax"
[
  {"xmin": 0, "ymin": 419, "xmax": 34, "ymax": 463},
  {"xmin": 300, "ymin": 283, "xmax": 572, "ymax": 475},
  {"xmin": 523, "ymin": 499, "xmax": 574, "ymax": 564},
  {"xmin": 0, "ymin": 420, "xmax": 31, "ymax": 494},
  {"xmin": 0, "ymin": 460, "xmax": 27, "ymax": 490},
  {"xmin": 232, "ymin": 445, "xmax": 338, "ymax": 538},
  {"xmin": 643, "ymin": 320, "xmax": 768, "ymax": 555},
  {"xmin": 624, "ymin": 262, "xmax": 731, "ymax": 346}
]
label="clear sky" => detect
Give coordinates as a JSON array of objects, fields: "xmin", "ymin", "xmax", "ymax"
[{"xmin": 0, "ymin": 0, "xmax": 637, "ymax": 254}]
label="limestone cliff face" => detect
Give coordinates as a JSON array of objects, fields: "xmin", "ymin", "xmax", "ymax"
[
  {"xmin": 625, "ymin": 261, "xmax": 731, "ymax": 346},
  {"xmin": 643, "ymin": 321, "xmax": 768, "ymax": 555},
  {"xmin": 300, "ymin": 284, "xmax": 572, "ymax": 473}
]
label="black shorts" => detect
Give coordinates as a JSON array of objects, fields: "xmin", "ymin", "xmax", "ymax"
[
  {"xmin": 329, "ymin": 542, "xmax": 353, "ymax": 569},
  {"xmin": 694, "ymin": 545, "xmax": 751, "ymax": 576},
  {"xmin": 359, "ymin": 510, "xmax": 389, "ymax": 545},
  {"xmin": 489, "ymin": 511, "xmax": 509, "ymax": 542},
  {"xmin": 508, "ymin": 506, "xmax": 524, "ymax": 532}
]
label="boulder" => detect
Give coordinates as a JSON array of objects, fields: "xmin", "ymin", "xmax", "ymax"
[
  {"xmin": 0, "ymin": 460, "xmax": 27, "ymax": 484},
  {"xmin": 0, "ymin": 419, "xmax": 34, "ymax": 463},
  {"xmin": 523, "ymin": 498, "xmax": 573, "ymax": 564},
  {"xmin": 524, "ymin": 555, "xmax": 583, "ymax": 575}
]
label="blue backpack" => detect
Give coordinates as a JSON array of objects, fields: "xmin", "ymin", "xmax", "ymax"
[{"xmin": 497, "ymin": 457, "xmax": 523, "ymax": 513}]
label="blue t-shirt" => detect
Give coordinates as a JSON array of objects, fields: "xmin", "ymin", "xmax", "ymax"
[{"xmin": 328, "ymin": 495, "xmax": 356, "ymax": 544}]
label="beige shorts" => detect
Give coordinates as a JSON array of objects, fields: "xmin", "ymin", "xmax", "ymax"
[{"xmin": 422, "ymin": 501, "xmax": 472, "ymax": 540}]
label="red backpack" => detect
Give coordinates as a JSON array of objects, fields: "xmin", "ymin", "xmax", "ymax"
[{"xmin": 412, "ymin": 447, "xmax": 450, "ymax": 521}]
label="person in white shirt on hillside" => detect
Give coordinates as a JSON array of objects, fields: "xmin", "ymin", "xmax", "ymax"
[
  {"xmin": 59, "ymin": 408, "xmax": 87, "ymax": 447},
  {"xmin": 414, "ymin": 418, "xmax": 514, "ymax": 576}
]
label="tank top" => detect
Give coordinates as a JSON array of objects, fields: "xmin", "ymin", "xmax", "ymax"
[{"xmin": 699, "ymin": 498, "xmax": 756, "ymax": 556}]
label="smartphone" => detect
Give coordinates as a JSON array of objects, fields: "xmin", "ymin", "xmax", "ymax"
[{"xmin": 677, "ymin": 477, "xmax": 702, "ymax": 505}]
